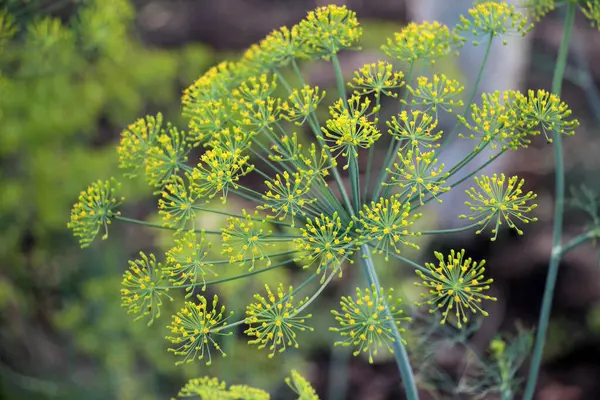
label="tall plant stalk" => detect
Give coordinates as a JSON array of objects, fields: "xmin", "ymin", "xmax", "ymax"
[{"xmin": 523, "ymin": 4, "xmax": 576, "ymax": 399}]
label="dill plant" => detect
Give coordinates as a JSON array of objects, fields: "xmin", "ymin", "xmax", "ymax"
[{"xmin": 67, "ymin": 2, "xmax": 587, "ymax": 398}]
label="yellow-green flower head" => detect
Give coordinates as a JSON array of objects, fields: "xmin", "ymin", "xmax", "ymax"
[
  {"xmin": 166, "ymin": 294, "xmax": 233, "ymax": 366},
  {"xmin": 259, "ymin": 171, "xmax": 316, "ymax": 227},
  {"xmin": 285, "ymin": 370, "xmax": 319, "ymax": 400},
  {"xmin": 321, "ymin": 96, "xmax": 381, "ymax": 170},
  {"xmin": 385, "ymin": 148, "xmax": 450, "ymax": 204},
  {"xmin": 187, "ymin": 98, "xmax": 231, "ymax": 144},
  {"xmin": 281, "ymin": 85, "xmax": 326, "ymax": 126},
  {"xmin": 222, "ymin": 209, "xmax": 275, "ymax": 270},
  {"xmin": 233, "ymin": 73, "xmax": 278, "ymax": 105},
  {"xmin": 229, "ymin": 385, "xmax": 270, "ymax": 400},
  {"xmin": 415, "ymin": 249, "xmax": 497, "ymax": 328},
  {"xmin": 457, "ymin": 2, "xmax": 532, "ymax": 45},
  {"xmin": 249, "ymin": 25, "xmax": 305, "ymax": 70},
  {"xmin": 239, "ymin": 95, "xmax": 281, "ymax": 131},
  {"xmin": 165, "ymin": 230, "xmax": 215, "ymax": 294},
  {"xmin": 68, "ymin": 178, "xmax": 124, "ymax": 248},
  {"xmin": 176, "ymin": 377, "xmax": 230, "ymax": 398},
  {"xmin": 521, "ymin": 0, "xmax": 555, "ymax": 21},
  {"xmin": 269, "ymin": 132, "xmax": 304, "ymax": 163},
  {"xmin": 121, "ymin": 252, "xmax": 172, "ymax": 326},
  {"xmin": 182, "ymin": 61, "xmax": 239, "ymax": 108},
  {"xmin": 191, "ymin": 147, "xmax": 254, "ymax": 202},
  {"xmin": 330, "ymin": 285, "xmax": 411, "ymax": 364},
  {"xmin": 158, "ymin": 175, "xmax": 199, "ymax": 230},
  {"xmin": 244, "ymin": 283, "xmax": 313, "ymax": 358},
  {"xmin": 349, "ymin": 61, "xmax": 404, "ymax": 98},
  {"xmin": 458, "ymin": 91, "xmax": 529, "ymax": 152},
  {"xmin": 354, "ymin": 195, "xmax": 421, "ymax": 261},
  {"xmin": 406, "ymin": 74, "xmax": 465, "ymax": 114},
  {"xmin": 297, "ymin": 4, "xmax": 362, "ymax": 59},
  {"xmin": 386, "ymin": 110, "xmax": 442, "ymax": 149},
  {"xmin": 295, "ymin": 212, "xmax": 356, "ymax": 280},
  {"xmin": 176, "ymin": 375, "xmax": 271, "ymax": 399},
  {"xmin": 117, "ymin": 114, "xmax": 162, "ymax": 177},
  {"xmin": 381, "ymin": 21, "xmax": 462, "ymax": 65},
  {"xmin": 515, "ymin": 89, "xmax": 579, "ymax": 143},
  {"xmin": 298, "ymin": 143, "xmax": 332, "ymax": 183},
  {"xmin": 145, "ymin": 126, "xmax": 191, "ymax": 188},
  {"xmin": 460, "ymin": 174, "xmax": 538, "ymax": 241},
  {"xmin": 211, "ymin": 125, "xmax": 255, "ymax": 155},
  {"xmin": 582, "ymin": 1, "xmax": 600, "ymax": 30}
]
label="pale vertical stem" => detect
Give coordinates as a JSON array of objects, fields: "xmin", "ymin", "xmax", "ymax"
[
  {"xmin": 523, "ymin": 4, "xmax": 575, "ymax": 399},
  {"xmin": 359, "ymin": 245, "xmax": 419, "ymax": 400}
]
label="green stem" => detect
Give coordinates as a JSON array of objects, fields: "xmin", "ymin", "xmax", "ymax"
[
  {"xmin": 440, "ymin": 33, "xmax": 494, "ymax": 151},
  {"xmin": 359, "ymin": 245, "xmax": 419, "ymax": 400},
  {"xmin": 560, "ymin": 230, "xmax": 599, "ymax": 256},
  {"xmin": 331, "ymin": 53, "xmax": 347, "ymax": 106},
  {"xmin": 373, "ymin": 63, "xmax": 414, "ymax": 200},
  {"xmin": 419, "ymin": 222, "xmax": 480, "ymax": 235},
  {"xmin": 349, "ymin": 155, "xmax": 361, "ymax": 214},
  {"xmin": 158, "ymin": 258, "xmax": 295, "ymax": 290},
  {"xmin": 114, "ymin": 215, "xmax": 221, "ymax": 234},
  {"xmin": 364, "ymin": 95, "xmax": 381, "ymax": 202},
  {"xmin": 523, "ymin": 4, "xmax": 575, "ymax": 399},
  {"xmin": 372, "ymin": 246, "xmax": 431, "ymax": 276}
]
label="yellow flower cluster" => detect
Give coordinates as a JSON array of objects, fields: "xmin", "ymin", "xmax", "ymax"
[
  {"xmin": 245, "ymin": 283, "xmax": 313, "ymax": 357},
  {"xmin": 222, "ymin": 210, "xmax": 274, "ymax": 270},
  {"xmin": 407, "ymin": 74, "xmax": 465, "ymax": 114},
  {"xmin": 457, "ymin": 2, "xmax": 532, "ymax": 45},
  {"xmin": 415, "ymin": 249, "xmax": 496, "ymax": 328},
  {"xmin": 166, "ymin": 294, "xmax": 233, "ymax": 365},
  {"xmin": 348, "ymin": 61, "xmax": 404, "ymax": 98}
]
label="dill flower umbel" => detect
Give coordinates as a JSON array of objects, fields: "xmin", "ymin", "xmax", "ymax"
[
  {"xmin": 386, "ymin": 110, "xmax": 442, "ymax": 149},
  {"xmin": 348, "ymin": 61, "xmax": 404, "ymax": 98},
  {"xmin": 68, "ymin": 177, "xmax": 124, "ymax": 247},
  {"xmin": 222, "ymin": 210, "xmax": 275, "ymax": 270},
  {"xmin": 415, "ymin": 249, "xmax": 496, "ymax": 328},
  {"xmin": 121, "ymin": 252, "xmax": 172, "ymax": 326},
  {"xmin": 355, "ymin": 195, "xmax": 421, "ymax": 260},
  {"xmin": 259, "ymin": 171, "xmax": 316, "ymax": 227},
  {"xmin": 158, "ymin": 175, "xmax": 198, "ymax": 230},
  {"xmin": 385, "ymin": 148, "xmax": 450, "ymax": 204},
  {"xmin": 458, "ymin": 91, "xmax": 529, "ymax": 152},
  {"xmin": 295, "ymin": 212, "xmax": 355, "ymax": 279},
  {"xmin": 321, "ymin": 96, "xmax": 380, "ymax": 169},
  {"xmin": 286, "ymin": 370, "xmax": 319, "ymax": 400},
  {"xmin": 457, "ymin": 2, "xmax": 532, "ymax": 45},
  {"xmin": 514, "ymin": 89, "xmax": 579, "ymax": 143},
  {"xmin": 331, "ymin": 285, "xmax": 411, "ymax": 363},
  {"xmin": 117, "ymin": 114, "xmax": 162, "ymax": 177},
  {"xmin": 164, "ymin": 230, "xmax": 215, "ymax": 294},
  {"xmin": 406, "ymin": 74, "xmax": 465, "ymax": 114},
  {"xmin": 460, "ymin": 174, "xmax": 538, "ymax": 240},
  {"xmin": 582, "ymin": 1, "xmax": 600, "ymax": 29},
  {"xmin": 381, "ymin": 21, "xmax": 462, "ymax": 64},
  {"xmin": 297, "ymin": 4, "xmax": 362, "ymax": 59},
  {"xmin": 281, "ymin": 85, "xmax": 326, "ymax": 126},
  {"xmin": 144, "ymin": 126, "xmax": 191, "ymax": 187},
  {"xmin": 166, "ymin": 294, "xmax": 233, "ymax": 365},
  {"xmin": 245, "ymin": 283, "xmax": 313, "ymax": 357}
]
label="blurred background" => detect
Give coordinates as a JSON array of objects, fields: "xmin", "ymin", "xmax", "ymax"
[{"xmin": 1, "ymin": 0, "xmax": 600, "ymax": 399}]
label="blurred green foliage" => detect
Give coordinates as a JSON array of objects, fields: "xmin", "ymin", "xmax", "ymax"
[{"xmin": 0, "ymin": 0, "xmax": 215, "ymax": 398}]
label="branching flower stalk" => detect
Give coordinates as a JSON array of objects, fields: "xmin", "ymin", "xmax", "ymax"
[{"xmin": 67, "ymin": 3, "xmax": 580, "ymax": 399}]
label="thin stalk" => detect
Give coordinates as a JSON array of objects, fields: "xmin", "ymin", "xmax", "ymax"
[
  {"xmin": 349, "ymin": 155, "xmax": 361, "ymax": 214},
  {"xmin": 440, "ymin": 33, "xmax": 494, "ymax": 151},
  {"xmin": 373, "ymin": 63, "xmax": 415, "ymax": 200},
  {"xmin": 294, "ymin": 269, "xmax": 337, "ymax": 314},
  {"xmin": 359, "ymin": 245, "xmax": 419, "ymax": 400},
  {"xmin": 560, "ymin": 230, "xmax": 599, "ymax": 257},
  {"xmin": 114, "ymin": 215, "xmax": 221, "ymax": 235},
  {"xmin": 364, "ymin": 95, "xmax": 381, "ymax": 201},
  {"xmin": 331, "ymin": 54, "xmax": 348, "ymax": 106},
  {"xmin": 158, "ymin": 258, "xmax": 295, "ymax": 290},
  {"xmin": 419, "ymin": 222, "xmax": 480, "ymax": 235},
  {"xmin": 523, "ymin": 4, "xmax": 575, "ymax": 399}
]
